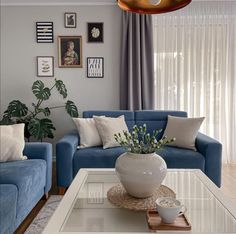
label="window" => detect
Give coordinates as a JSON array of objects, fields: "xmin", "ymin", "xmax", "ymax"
[{"xmin": 153, "ymin": 2, "xmax": 236, "ymax": 163}]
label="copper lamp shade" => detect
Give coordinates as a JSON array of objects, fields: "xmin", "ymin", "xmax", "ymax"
[{"xmin": 117, "ymin": 0, "xmax": 192, "ymax": 14}]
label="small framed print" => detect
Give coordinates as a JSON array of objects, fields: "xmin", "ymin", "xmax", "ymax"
[
  {"xmin": 58, "ymin": 36, "xmax": 83, "ymax": 68},
  {"xmin": 37, "ymin": 56, "xmax": 54, "ymax": 77},
  {"xmin": 87, "ymin": 23, "xmax": 103, "ymax": 43},
  {"xmin": 65, "ymin": 12, "xmax": 76, "ymax": 28},
  {"xmin": 36, "ymin": 22, "xmax": 54, "ymax": 43},
  {"xmin": 87, "ymin": 57, "xmax": 104, "ymax": 78}
]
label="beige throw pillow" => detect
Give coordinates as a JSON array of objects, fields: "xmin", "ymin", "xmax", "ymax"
[
  {"xmin": 0, "ymin": 123, "xmax": 27, "ymax": 162},
  {"xmin": 73, "ymin": 118, "xmax": 102, "ymax": 148},
  {"xmin": 163, "ymin": 115, "xmax": 205, "ymax": 151},
  {"xmin": 94, "ymin": 115, "xmax": 129, "ymax": 149}
]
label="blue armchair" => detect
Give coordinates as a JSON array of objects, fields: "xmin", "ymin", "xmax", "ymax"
[
  {"xmin": 0, "ymin": 142, "xmax": 52, "ymax": 234},
  {"xmin": 56, "ymin": 110, "xmax": 222, "ymax": 192}
]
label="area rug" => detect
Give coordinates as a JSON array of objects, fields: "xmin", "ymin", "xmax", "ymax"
[{"xmin": 25, "ymin": 195, "xmax": 62, "ymax": 234}]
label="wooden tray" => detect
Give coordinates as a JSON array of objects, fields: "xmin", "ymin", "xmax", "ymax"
[{"xmin": 146, "ymin": 210, "xmax": 191, "ymax": 231}]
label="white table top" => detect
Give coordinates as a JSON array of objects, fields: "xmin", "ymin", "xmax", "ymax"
[{"xmin": 43, "ymin": 169, "xmax": 236, "ymax": 234}]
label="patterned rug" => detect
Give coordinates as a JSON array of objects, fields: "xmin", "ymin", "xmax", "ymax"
[{"xmin": 25, "ymin": 195, "xmax": 62, "ymax": 234}]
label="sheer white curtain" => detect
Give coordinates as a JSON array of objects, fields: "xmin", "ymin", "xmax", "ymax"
[{"xmin": 153, "ymin": 2, "xmax": 236, "ymax": 163}]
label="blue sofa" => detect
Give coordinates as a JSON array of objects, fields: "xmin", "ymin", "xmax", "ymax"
[
  {"xmin": 0, "ymin": 142, "xmax": 52, "ymax": 234},
  {"xmin": 56, "ymin": 110, "xmax": 222, "ymax": 190}
]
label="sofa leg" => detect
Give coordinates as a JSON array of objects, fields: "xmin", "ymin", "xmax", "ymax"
[
  {"xmin": 58, "ymin": 187, "xmax": 66, "ymax": 195},
  {"xmin": 44, "ymin": 192, "xmax": 49, "ymax": 200}
]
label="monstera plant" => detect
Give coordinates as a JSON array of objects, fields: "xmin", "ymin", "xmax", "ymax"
[{"xmin": 0, "ymin": 78, "xmax": 78, "ymax": 141}]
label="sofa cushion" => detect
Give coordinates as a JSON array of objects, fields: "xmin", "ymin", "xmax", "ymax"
[
  {"xmin": 73, "ymin": 146, "xmax": 126, "ymax": 176},
  {"xmin": 94, "ymin": 115, "xmax": 129, "ymax": 149},
  {"xmin": 0, "ymin": 184, "xmax": 17, "ymax": 234},
  {"xmin": 73, "ymin": 117, "xmax": 103, "ymax": 148},
  {"xmin": 73, "ymin": 146, "xmax": 205, "ymax": 177},
  {"xmin": 158, "ymin": 146, "xmax": 205, "ymax": 171},
  {"xmin": 0, "ymin": 159, "xmax": 46, "ymax": 227},
  {"xmin": 0, "ymin": 123, "xmax": 27, "ymax": 162},
  {"xmin": 135, "ymin": 111, "xmax": 187, "ymax": 140},
  {"xmin": 163, "ymin": 115, "xmax": 205, "ymax": 151},
  {"xmin": 83, "ymin": 111, "xmax": 135, "ymax": 131}
]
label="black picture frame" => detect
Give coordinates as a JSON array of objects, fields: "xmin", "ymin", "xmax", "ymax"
[
  {"xmin": 87, "ymin": 22, "xmax": 104, "ymax": 43},
  {"xmin": 36, "ymin": 22, "xmax": 54, "ymax": 43},
  {"xmin": 64, "ymin": 12, "xmax": 76, "ymax": 28},
  {"xmin": 37, "ymin": 56, "xmax": 54, "ymax": 77},
  {"xmin": 87, "ymin": 57, "xmax": 104, "ymax": 78}
]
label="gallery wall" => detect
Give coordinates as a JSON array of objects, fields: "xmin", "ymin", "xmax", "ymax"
[{"xmin": 0, "ymin": 5, "xmax": 122, "ymax": 149}]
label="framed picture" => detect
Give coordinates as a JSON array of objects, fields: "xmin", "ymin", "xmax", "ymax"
[
  {"xmin": 87, "ymin": 57, "xmax": 104, "ymax": 78},
  {"xmin": 87, "ymin": 23, "xmax": 104, "ymax": 43},
  {"xmin": 37, "ymin": 56, "xmax": 54, "ymax": 77},
  {"xmin": 36, "ymin": 22, "xmax": 54, "ymax": 43},
  {"xmin": 58, "ymin": 36, "xmax": 82, "ymax": 68},
  {"xmin": 64, "ymin": 12, "xmax": 76, "ymax": 28}
]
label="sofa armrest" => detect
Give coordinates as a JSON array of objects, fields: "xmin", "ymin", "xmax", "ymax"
[
  {"xmin": 196, "ymin": 133, "xmax": 222, "ymax": 187},
  {"xmin": 0, "ymin": 184, "xmax": 17, "ymax": 234},
  {"xmin": 23, "ymin": 142, "xmax": 52, "ymax": 193},
  {"xmin": 56, "ymin": 131, "xmax": 79, "ymax": 187}
]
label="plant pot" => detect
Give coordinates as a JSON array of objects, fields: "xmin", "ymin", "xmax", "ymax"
[{"xmin": 115, "ymin": 152, "xmax": 167, "ymax": 198}]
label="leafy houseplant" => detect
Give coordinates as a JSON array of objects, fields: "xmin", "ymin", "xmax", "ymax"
[
  {"xmin": 0, "ymin": 79, "xmax": 78, "ymax": 141},
  {"xmin": 114, "ymin": 124, "xmax": 176, "ymax": 198},
  {"xmin": 114, "ymin": 124, "xmax": 175, "ymax": 154}
]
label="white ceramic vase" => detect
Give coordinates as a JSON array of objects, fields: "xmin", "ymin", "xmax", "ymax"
[{"xmin": 115, "ymin": 152, "xmax": 167, "ymax": 198}]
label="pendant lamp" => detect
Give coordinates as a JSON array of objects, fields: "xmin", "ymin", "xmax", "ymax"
[{"xmin": 117, "ymin": 0, "xmax": 192, "ymax": 14}]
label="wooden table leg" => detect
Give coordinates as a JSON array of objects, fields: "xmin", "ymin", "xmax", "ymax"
[
  {"xmin": 44, "ymin": 192, "xmax": 49, "ymax": 200},
  {"xmin": 58, "ymin": 187, "xmax": 66, "ymax": 195}
]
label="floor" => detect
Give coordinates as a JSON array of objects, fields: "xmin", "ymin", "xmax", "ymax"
[
  {"xmin": 221, "ymin": 164, "xmax": 236, "ymax": 204},
  {"xmin": 15, "ymin": 163, "xmax": 236, "ymax": 234}
]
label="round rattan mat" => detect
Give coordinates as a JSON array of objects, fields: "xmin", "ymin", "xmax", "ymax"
[{"xmin": 107, "ymin": 183, "xmax": 175, "ymax": 211}]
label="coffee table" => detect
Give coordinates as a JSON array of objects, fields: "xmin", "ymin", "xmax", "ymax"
[{"xmin": 43, "ymin": 169, "xmax": 236, "ymax": 234}]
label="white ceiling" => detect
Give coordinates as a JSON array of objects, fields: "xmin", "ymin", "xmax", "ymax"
[{"xmin": 1, "ymin": 0, "xmax": 235, "ymax": 6}]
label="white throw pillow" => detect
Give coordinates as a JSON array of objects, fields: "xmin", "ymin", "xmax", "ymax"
[
  {"xmin": 94, "ymin": 115, "xmax": 129, "ymax": 149},
  {"xmin": 0, "ymin": 123, "xmax": 27, "ymax": 162},
  {"xmin": 73, "ymin": 118, "xmax": 103, "ymax": 148},
  {"xmin": 163, "ymin": 115, "xmax": 205, "ymax": 151}
]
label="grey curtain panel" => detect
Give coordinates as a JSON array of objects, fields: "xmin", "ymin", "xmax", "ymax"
[{"xmin": 120, "ymin": 12, "xmax": 155, "ymax": 110}]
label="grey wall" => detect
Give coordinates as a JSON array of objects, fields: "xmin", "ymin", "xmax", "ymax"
[{"xmin": 0, "ymin": 5, "xmax": 122, "ymax": 148}]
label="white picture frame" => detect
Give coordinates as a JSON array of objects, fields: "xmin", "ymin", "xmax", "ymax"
[{"xmin": 37, "ymin": 56, "xmax": 54, "ymax": 77}]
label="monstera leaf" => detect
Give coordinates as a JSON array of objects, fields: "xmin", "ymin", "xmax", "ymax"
[
  {"xmin": 38, "ymin": 107, "xmax": 51, "ymax": 117},
  {"xmin": 0, "ymin": 115, "xmax": 14, "ymax": 125},
  {"xmin": 28, "ymin": 118, "xmax": 55, "ymax": 140},
  {"xmin": 6, "ymin": 100, "xmax": 28, "ymax": 118},
  {"xmin": 55, "ymin": 79, "xmax": 67, "ymax": 98},
  {"xmin": 65, "ymin": 100, "xmax": 78, "ymax": 117},
  {"xmin": 32, "ymin": 80, "xmax": 51, "ymax": 100}
]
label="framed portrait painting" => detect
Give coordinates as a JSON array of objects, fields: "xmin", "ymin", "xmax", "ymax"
[
  {"xmin": 64, "ymin": 12, "xmax": 76, "ymax": 28},
  {"xmin": 58, "ymin": 36, "xmax": 82, "ymax": 68},
  {"xmin": 37, "ymin": 56, "xmax": 54, "ymax": 77},
  {"xmin": 87, "ymin": 22, "xmax": 104, "ymax": 43}
]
